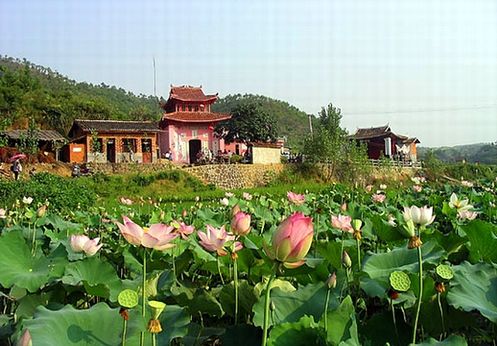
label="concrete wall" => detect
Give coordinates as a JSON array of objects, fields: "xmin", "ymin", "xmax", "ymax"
[
  {"xmin": 252, "ymin": 147, "xmax": 281, "ymax": 164},
  {"xmin": 184, "ymin": 164, "xmax": 284, "ymax": 189}
]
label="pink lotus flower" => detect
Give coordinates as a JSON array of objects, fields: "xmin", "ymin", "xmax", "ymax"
[
  {"xmin": 287, "ymin": 191, "xmax": 305, "ymax": 205},
  {"xmin": 331, "ymin": 214, "xmax": 353, "ymax": 233},
  {"xmin": 412, "ymin": 185, "xmax": 422, "ymax": 193},
  {"xmin": 120, "ymin": 197, "xmax": 133, "ymax": 205},
  {"xmin": 267, "ymin": 212, "xmax": 313, "ymax": 269},
  {"xmin": 372, "ymin": 194, "xmax": 386, "ymax": 203},
  {"xmin": 457, "ymin": 209, "xmax": 478, "ymax": 221},
  {"xmin": 198, "ymin": 225, "xmax": 240, "ymax": 256},
  {"xmin": 18, "ymin": 329, "xmax": 32, "ymax": 346},
  {"xmin": 175, "ymin": 222, "xmax": 195, "ymax": 240},
  {"xmin": 365, "ymin": 185, "xmax": 373, "ymax": 192},
  {"xmin": 116, "ymin": 216, "xmax": 178, "ymax": 250},
  {"xmin": 231, "ymin": 211, "xmax": 251, "ymax": 236},
  {"xmin": 70, "ymin": 234, "xmax": 103, "ymax": 256}
]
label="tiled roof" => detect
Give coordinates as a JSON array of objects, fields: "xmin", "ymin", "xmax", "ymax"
[
  {"xmin": 351, "ymin": 125, "xmax": 391, "ymax": 139},
  {"xmin": 169, "ymin": 85, "xmax": 218, "ymax": 102},
  {"xmin": 162, "ymin": 112, "xmax": 231, "ymax": 123},
  {"xmin": 73, "ymin": 119, "xmax": 159, "ymax": 133},
  {"xmin": 2, "ymin": 130, "xmax": 66, "ymax": 142},
  {"xmin": 404, "ymin": 137, "xmax": 421, "ymax": 144},
  {"xmin": 249, "ymin": 142, "xmax": 281, "ymax": 148}
]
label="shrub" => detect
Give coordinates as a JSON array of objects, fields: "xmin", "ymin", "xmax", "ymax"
[{"xmin": 0, "ymin": 172, "xmax": 96, "ymax": 211}]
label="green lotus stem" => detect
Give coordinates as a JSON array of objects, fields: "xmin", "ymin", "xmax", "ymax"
[
  {"xmin": 172, "ymin": 250, "xmax": 177, "ymax": 281},
  {"xmin": 412, "ymin": 242, "xmax": 423, "ymax": 345},
  {"xmin": 356, "ymin": 238, "xmax": 361, "ymax": 271},
  {"xmin": 261, "ymin": 273, "xmax": 275, "ymax": 346},
  {"xmin": 234, "ymin": 256, "xmax": 239, "ymax": 325},
  {"xmin": 390, "ymin": 298, "xmax": 399, "ymax": 344},
  {"xmin": 121, "ymin": 318, "xmax": 127, "ymax": 346},
  {"xmin": 140, "ymin": 250, "xmax": 147, "ymax": 346},
  {"xmin": 152, "ymin": 334, "xmax": 157, "ymax": 346},
  {"xmin": 437, "ymin": 292, "xmax": 445, "ymax": 339},
  {"xmin": 217, "ymin": 256, "xmax": 225, "ymax": 285},
  {"xmin": 30, "ymin": 223, "xmax": 36, "ymax": 256},
  {"xmin": 260, "ymin": 220, "xmax": 265, "ymax": 235},
  {"xmin": 323, "ymin": 288, "xmax": 331, "ymax": 333}
]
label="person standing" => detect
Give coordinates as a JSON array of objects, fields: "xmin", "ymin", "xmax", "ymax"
[{"xmin": 11, "ymin": 159, "xmax": 22, "ymax": 180}]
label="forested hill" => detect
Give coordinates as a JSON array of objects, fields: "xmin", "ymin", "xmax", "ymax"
[
  {"xmin": 212, "ymin": 94, "xmax": 312, "ymax": 149},
  {"xmin": 0, "ymin": 57, "xmax": 312, "ymax": 149},
  {"xmin": 0, "ymin": 56, "xmax": 161, "ymax": 134},
  {"xmin": 418, "ymin": 143, "xmax": 497, "ymax": 165}
]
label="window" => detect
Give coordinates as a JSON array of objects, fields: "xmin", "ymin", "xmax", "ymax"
[
  {"xmin": 188, "ymin": 105, "xmax": 193, "ymax": 112},
  {"xmin": 122, "ymin": 138, "xmax": 137, "ymax": 153},
  {"xmin": 195, "ymin": 106, "xmax": 199, "ymax": 112}
]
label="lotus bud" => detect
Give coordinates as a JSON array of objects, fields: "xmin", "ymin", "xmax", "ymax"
[
  {"xmin": 340, "ymin": 203, "xmax": 347, "ymax": 212},
  {"xmin": 37, "ymin": 204, "xmax": 47, "ymax": 217},
  {"xmin": 18, "ymin": 329, "xmax": 32, "ymax": 346},
  {"xmin": 231, "ymin": 204, "xmax": 241, "ymax": 216},
  {"xmin": 231, "ymin": 211, "xmax": 251, "ymax": 236},
  {"xmin": 327, "ymin": 272, "xmax": 337, "ymax": 289},
  {"xmin": 0, "ymin": 208, "xmax": 6, "ymax": 219},
  {"xmin": 182, "ymin": 209, "xmax": 188, "ymax": 218},
  {"xmin": 342, "ymin": 251, "xmax": 352, "ymax": 268},
  {"xmin": 268, "ymin": 212, "xmax": 313, "ymax": 269}
]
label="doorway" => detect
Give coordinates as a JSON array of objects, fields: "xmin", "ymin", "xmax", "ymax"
[
  {"xmin": 106, "ymin": 139, "xmax": 116, "ymax": 163},
  {"xmin": 142, "ymin": 138, "xmax": 152, "ymax": 163},
  {"xmin": 189, "ymin": 139, "xmax": 201, "ymax": 164}
]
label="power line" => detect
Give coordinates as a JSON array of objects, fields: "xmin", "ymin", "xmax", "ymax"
[{"xmin": 344, "ymin": 104, "xmax": 497, "ymax": 116}]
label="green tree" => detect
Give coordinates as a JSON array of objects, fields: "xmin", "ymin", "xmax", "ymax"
[
  {"xmin": 303, "ymin": 103, "xmax": 369, "ymax": 181},
  {"xmin": 215, "ymin": 101, "xmax": 277, "ymax": 144}
]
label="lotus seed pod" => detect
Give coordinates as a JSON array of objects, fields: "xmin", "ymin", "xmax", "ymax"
[
  {"xmin": 147, "ymin": 319, "xmax": 162, "ymax": 333},
  {"xmin": 148, "ymin": 300, "xmax": 166, "ymax": 320},
  {"xmin": 436, "ymin": 264, "xmax": 454, "ymax": 280},
  {"xmin": 389, "ymin": 271, "xmax": 411, "ymax": 292},
  {"xmin": 352, "ymin": 219, "xmax": 362, "ymax": 232},
  {"xmin": 118, "ymin": 289, "xmax": 139, "ymax": 308}
]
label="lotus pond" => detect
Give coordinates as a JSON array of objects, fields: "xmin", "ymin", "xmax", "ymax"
[{"xmin": 1, "ymin": 175, "xmax": 497, "ymax": 346}]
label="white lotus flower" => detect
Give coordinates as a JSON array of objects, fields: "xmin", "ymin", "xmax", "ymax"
[
  {"xmin": 22, "ymin": 197, "xmax": 33, "ymax": 205},
  {"xmin": 448, "ymin": 193, "xmax": 472, "ymax": 211},
  {"xmin": 403, "ymin": 205, "xmax": 435, "ymax": 227}
]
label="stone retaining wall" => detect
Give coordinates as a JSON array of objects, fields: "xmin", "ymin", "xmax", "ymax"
[{"xmin": 184, "ymin": 164, "xmax": 284, "ymax": 189}]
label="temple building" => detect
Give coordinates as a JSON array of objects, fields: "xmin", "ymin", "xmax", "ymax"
[
  {"xmin": 349, "ymin": 125, "xmax": 420, "ymax": 162},
  {"xmin": 159, "ymin": 85, "xmax": 231, "ymax": 163}
]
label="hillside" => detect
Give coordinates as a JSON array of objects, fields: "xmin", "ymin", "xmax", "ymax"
[
  {"xmin": 0, "ymin": 57, "xmax": 313, "ymax": 149},
  {"xmin": 0, "ymin": 56, "xmax": 162, "ymax": 134},
  {"xmin": 418, "ymin": 143, "xmax": 497, "ymax": 164},
  {"xmin": 212, "ymin": 94, "xmax": 313, "ymax": 150}
]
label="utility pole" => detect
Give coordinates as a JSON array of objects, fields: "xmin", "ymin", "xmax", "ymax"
[
  {"xmin": 308, "ymin": 114, "xmax": 313, "ymax": 138},
  {"xmin": 153, "ymin": 57, "xmax": 157, "ymax": 97}
]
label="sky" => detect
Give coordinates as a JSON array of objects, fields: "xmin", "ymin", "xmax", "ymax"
[{"xmin": 1, "ymin": 0, "xmax": 496, "ymax": 147}]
